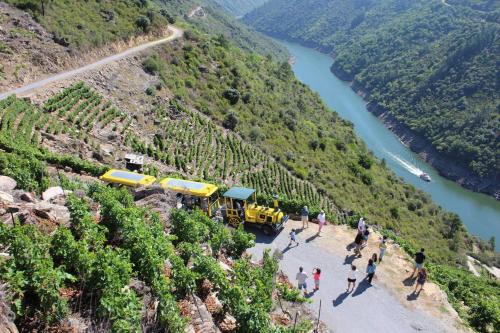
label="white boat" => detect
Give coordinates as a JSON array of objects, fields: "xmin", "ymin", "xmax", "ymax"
[{"xmin": 419, "ymin": 173, "xmax": 431, "ymax": 182}]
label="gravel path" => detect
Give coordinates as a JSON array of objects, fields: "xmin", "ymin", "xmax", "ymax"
[
  {"xmin": 0, "ymin": 25, "xmax": 183, "ymax": 100},
  {"xmin": 249, "ymin": 221, "xmax": 461, "ymax": 333}
]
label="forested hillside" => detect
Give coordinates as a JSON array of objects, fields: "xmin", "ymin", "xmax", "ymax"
[
  {"xmin": 210, "ymin": 0, "xmax": 269, "ymax": 16},
  {"xmin": 244, "ymin": 0, "xmax": 500, "ymax": 193}
]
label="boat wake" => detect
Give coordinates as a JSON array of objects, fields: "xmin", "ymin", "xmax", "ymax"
[{"xmin": 385, "ymin": 151, "xmax": 424, "ymax": 177}]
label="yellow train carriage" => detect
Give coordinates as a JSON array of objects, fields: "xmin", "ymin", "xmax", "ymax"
[
  {"xmin": 100, "ymin": 169, "xmax": 156, "ymax": 187},
  {"xmin": 159, "ymin": 178, "xmax": 220, "ymax": 216}
]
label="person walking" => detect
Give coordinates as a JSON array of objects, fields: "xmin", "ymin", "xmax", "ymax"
[
  {"xmin": 371, "ymin": 253, "xmax": 378, "ymax": 263},
  {"xmin": 289, "ymin": 229, "xmax": 299, "ymax": 246},
  {"xmin": 362, "ymin": 228, "xmax": 370, "ymax": 249},
  {"xmin": 414, "ymin": 268, "xmax": 427, "ymax": 294},
  {"xmin": 317, "ymin": 210, "xmax": 326, "ymax": 235},
  {"xmin": 301, "ymin": 206, "xmax": 309, "ymax": 229},
  {"xmin": 379, "ymin": 236, "xmax": 387, "ymax": 262},
  {"xmin": 347, "ymin": 265, "xmax": 357, "ymax": 292},
  {"xmin": 366, "ymin": 259, "xmax": 377, "ymax": 284},
  {"xmin": 411, "ymin": 248, "xmax": 426, "ymax": 278},
  {"xmin": 354, "ymin": 232, "xmax": 364, "ymax": 257},
  {"xmin": 296, "ymin": 267, "xmax": 309, "ymax": 296},
  {"xmin": 313, "ymin": 268, "xmax": 321, "ymax": 291}
]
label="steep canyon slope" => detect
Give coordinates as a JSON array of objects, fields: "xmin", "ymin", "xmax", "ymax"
[{"xmin": 244, "ymin": 0, "xmax": 500, "ymax": 197}]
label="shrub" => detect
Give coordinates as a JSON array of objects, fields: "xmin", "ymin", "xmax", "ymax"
[
  {"xmin": 135, "ymin": 16, "xmax": 151, "ymax": 32},
  {"xmin": 358, "ymin": 154, "xmax": 373, "ymax": 169},
  {"xmin": 223, "ymin": 88, "xmax": 240, "ymax": 105},
  {"xmin": 142, "ymin": 55, "xmax": 163, "ymax": 75},
  {"xmin": 222, "ymin": 112, "xmax": 238, "ymax": 130},
  {"xmin": 227, "ymin": 225, "xmax": 255, "ymax": 258}
]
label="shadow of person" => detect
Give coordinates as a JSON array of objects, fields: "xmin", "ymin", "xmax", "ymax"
[
  {"xmin": 343, "ymin": 254, "xmax": 357, "ymax": 265},
  {"xmin": 406, "ymin": 290, "xmax": 421, "ymax": 301},
  {"xmin": 282, "ymin": 243, "xmax": 298, "ymax": 254},
  {"xmin": 305, "ymin": 234, "xmax": 319, "ymax": 243},
  {"xmin": 307, "ymin": 287, "xmax": 320, "ymax": 297},
  {"xmin": 351, "ymin": 278, "xmax": 372, "ymax": 297},
  {"xmin": 333, "ymin": 291, "xmax": 350, "ymax": 307},
  {"xmin": 403, "ymin": 276, "xmax": 417, "ymax": 287},
  {"xmin": 295, "ymin": 227, "xmax": 306, "ymax": 234}
]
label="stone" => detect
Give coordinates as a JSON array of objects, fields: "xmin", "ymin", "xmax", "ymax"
[
  {"xmin": 0, "ymin": 192, "xmax": 14, "ymax": 205},
  {"xmin": 20, "ymin": 192, "xmax": 36, "ymax": 203},
  {"xmin": 33, "ymin": 202, "xmax": 70, "ymax": 226},
  {"xmin": 41, "ymin": 186, "xmax": 64, "ymax": 201},
  {"xmin": 218, "ymin": 261, "xmax": 232, "ymax": 273},
  {"xmin": 0, "ymin": 176, "xmax": 17, "ymax": 191},
  {"xmin": 60, "ymin": 316, "xmax": 88, "ymax": 333},
  {"xmin": 129, "ymin": 279, "xmax": 151, "ymax": 296}
]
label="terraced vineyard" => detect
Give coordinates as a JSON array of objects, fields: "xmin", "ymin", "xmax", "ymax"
[{"xmin": 0, "ymin": 83, "xmax": 336, "ymax": 215}]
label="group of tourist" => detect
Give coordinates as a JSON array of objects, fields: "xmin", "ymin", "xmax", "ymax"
[{"xmin": 291, "ymin": 208, "xmax": 428, "ymax": 297}]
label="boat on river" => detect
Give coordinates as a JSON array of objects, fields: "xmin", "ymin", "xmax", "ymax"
[{"xmin": 420, "ymin": 172, "xmax": 431, "ymax": 182}]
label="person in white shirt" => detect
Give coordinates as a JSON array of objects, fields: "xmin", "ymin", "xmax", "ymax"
[
  {"xmin": 357, "ymin": 217, "xmax": 366, "ymax": 234},
  {"xmin": 317, "ymin": 210, "xmax": 327, "ymax": 235},
  {"xmin": 296, "ymin": 266, "xmax": 309, "ymax": 296},
  {"xmin": 347, "ymin": 265, "xmax": 357, "ymax": 292}
]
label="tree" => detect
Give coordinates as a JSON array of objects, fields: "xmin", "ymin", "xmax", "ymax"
[
  {"xmin": 223, "ymin": 113, "xmax": 238, "ymax": 130},
  {"xmin": 223, "ymin": 88, "xmax": 240, "ymax": 105},
  {"xmin": 136, "ymin": 16, "xmax": 151, "ymax": 32}
]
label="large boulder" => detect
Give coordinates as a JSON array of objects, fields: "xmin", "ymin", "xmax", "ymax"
[
  {"xmin": 42, "ymin": 186, "xmax": 64, "ymax": 201},
  {"xmin": 0, "ymin": 176, "xmax": 16, "ymax": 191},
  {"xmin": 0, "ymin": 192, "xmax": 14, "ymax": 205}
]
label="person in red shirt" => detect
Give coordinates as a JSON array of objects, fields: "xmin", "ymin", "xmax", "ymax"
[{"xmin": 312, "ymin": 268, "xmax": 321, "ymax": 291}]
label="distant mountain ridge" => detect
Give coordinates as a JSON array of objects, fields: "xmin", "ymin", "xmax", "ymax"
[{"xmin": 244, "ymin": 0, "xmax": 500, "ymax": 197}]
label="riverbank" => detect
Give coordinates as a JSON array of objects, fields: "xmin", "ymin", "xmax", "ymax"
[{"xmin": 331, "ymin": 63, "xmax": 500, "ymax": 200}]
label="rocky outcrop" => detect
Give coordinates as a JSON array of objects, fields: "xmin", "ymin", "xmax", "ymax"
[{"xmin": 1, "ymin": 188, "xmax": 70, "ymax": 228}]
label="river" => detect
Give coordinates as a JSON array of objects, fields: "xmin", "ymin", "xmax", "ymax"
[{"xmin": 275, "ymin": 39, "xmax": 500, "ymax": 249}]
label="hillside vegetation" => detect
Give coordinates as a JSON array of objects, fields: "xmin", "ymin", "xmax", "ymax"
[
  {"xmin": 161, "ymin": 0, "xmax": 287, "ymax": 59},
  {"xmin": 4, "ymin": 0, "xmax": 171, "ymax": 48},
  {"xmin": 148, "ymin": 29, "xmax": 486, "ymax": 265},
  {"xmin": 210, "ymin": 0, "xmax": 269, "ymax": 16},
  {"xmin": 244, "ymin": 0, "xmax": 500, "ymax": 189}
]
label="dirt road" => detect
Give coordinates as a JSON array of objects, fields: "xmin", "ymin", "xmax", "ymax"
[
  {"xmin": 0, "ymin": 25, "xmax": 183, "ymax": 100},
  {"xmin": 249, "ymin": 220, "xmax": 469, "ymax": 333}
]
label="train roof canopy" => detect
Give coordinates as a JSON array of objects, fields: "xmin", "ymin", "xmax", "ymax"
[
  {"xmin": 100, "ymin": 169, "xmax": 156, "ymax": 187},
  {"xmin": 223, "ymin": 187, "xmax": 256, "ymax": 200},
  {"xmin": 159, "ymin": 178, "xmax": 218, "ymax": 197}
]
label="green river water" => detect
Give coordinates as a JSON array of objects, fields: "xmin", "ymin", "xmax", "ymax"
[{"xmin": 276, "ymin": 39, "xmax": 500, "ymax": 249}]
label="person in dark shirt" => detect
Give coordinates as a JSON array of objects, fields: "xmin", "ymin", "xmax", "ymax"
[
  {"xmin": 411, "ymin": 248, "xmax": 426, "ymax": 278},
  {"xmin": 354, "ymin": 232, "xmax": 364, "ymax": 257}
]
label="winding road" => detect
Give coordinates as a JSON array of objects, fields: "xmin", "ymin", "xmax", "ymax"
[{"xmin": 0, "ymin": 25, "xmax": 183, "ymax": 100}]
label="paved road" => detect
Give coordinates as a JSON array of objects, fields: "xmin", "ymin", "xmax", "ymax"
[
  {"xmin": 0, "ymin": 25, "xmax": 183, "ymax": 100},
  {"xmin": 249, "ymin": 222, "xmax": 459, "ymax": 333}
]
